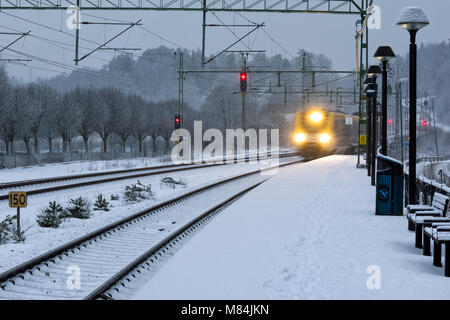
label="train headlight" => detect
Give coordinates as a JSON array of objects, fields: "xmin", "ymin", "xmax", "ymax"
[
  {"xmin": 294, "ymin": 133, "xmax": 306, "ymax": 143},
  {"xmin": 309, "ymin": 112, "xmax": 323, "ymax": 123},
  {"xmin": 319, "ymin": 133, "xmax": 331, "ymax": 144}
]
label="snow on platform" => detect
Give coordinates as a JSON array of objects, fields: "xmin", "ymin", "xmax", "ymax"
[{"xmin": 132, "ymin": 155, "xmax": 450, "ymax": 300}]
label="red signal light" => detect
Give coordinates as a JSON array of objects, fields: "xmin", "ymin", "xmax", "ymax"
[
  {"xmin": 174, "ymin": 114, "xmax": 181, "ymax": 129},
  {"xmin": 388, "ymin": 118, "xmax": 393, "ymax": 125},
  {"xmin": 422, "ymin": 119, "xmax": 428, "ymax": 127},
  {"xmin": 240, "ymin": 71, "xmax": 247, "ymax": 92}
]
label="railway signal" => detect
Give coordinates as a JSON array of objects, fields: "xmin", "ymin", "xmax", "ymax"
[
  {"xmin": 174, "ymin": 113, "xmax": 181, "ymax": 130},
  {"xmin": 422, "ymin": 119, "xmax": 428, "ymax": 127},
  {"xmin": 240, "ymin": 71, "xmax": 247, "ymax": 92}
]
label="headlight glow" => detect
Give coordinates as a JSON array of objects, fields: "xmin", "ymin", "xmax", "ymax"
[
  {"xmin": 309, "ymin": 112, "xmax": 323, "ymax": 123},
  {"xmin": 294, "ymin": 133, "xmax": 306, "ymax": 143},
  {"xmin": 319, "ymin": 133, "xmax": 331, "ymax": 143}
]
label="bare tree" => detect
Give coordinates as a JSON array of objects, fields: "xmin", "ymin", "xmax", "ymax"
[
  {"xmin": 97, "ymin": 87, "xmax": 124, "ymax": 153},
  {"xmin": 74, "ymin": 88, "xmax": 98, "ymax": 153},
  {"xmin": 24, "ymin": 83, "xmax": 56, "ymax": 153},
  {"xmin": 1, "ymin": 87, "xmax": 26, "ymax": 155},
  {"xmin": 41, "ymin": 93, "xmax": 59, "ymax": 154},
  {"xmin": 129, "ymin": 94, "xmax": 148, "ymax": 154},
  {"xmin": 0, "ymin": 66, "xmax": 11, "ymax": 155},
  {"xmin": 114, "ymin": 97, "xmax": 132, "ymax": 152},
  {"xmin": 200, "ymin": 85, "xmax": 239, "ymax": 132},
  {"xmin": 55, "ymin": 92, "xmax": 78, "ymax": 153}
]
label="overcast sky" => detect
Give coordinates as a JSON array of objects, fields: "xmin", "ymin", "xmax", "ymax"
[{"xmin": 0, "ymin": 0, "xmax": 448, "ymax": 81}]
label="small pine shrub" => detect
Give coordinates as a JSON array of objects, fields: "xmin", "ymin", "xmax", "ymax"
[
  {"xmin": 36, "ymin": 201, "xmax": 64, "ymax": 228},
  {"xmin": 124, "ymin": 180, "xmax": 154, "ymax": 202},
  {"xmin": 94, "ymin": 194, "xmax": 110, "ymax": 211},
  {"xmin": 10, "ymin": 224, "xmax": 29, "ymax": 243},
  {"xmin": 66, "ymin": 197, "xmax": 91, "ymax": 219},
  {"xmin": 0, "ymin": 215, "xmax": 15, "ymax": 244}
]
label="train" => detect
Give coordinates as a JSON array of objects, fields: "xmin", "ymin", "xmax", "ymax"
[{"xmin": 292, "ymin": 108, "xmax": 359, "ymax": 157}]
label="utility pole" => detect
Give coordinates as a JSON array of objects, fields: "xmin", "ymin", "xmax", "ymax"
[
  {"xmin": 177, "ymin": 51, "xmax": 184, "ymax": 127},
  {"xmin": 75, "ymin": 0, "xmax": 80, "ymax": 66},
  {"xmin": 395, "ymin": 83, "xmax": 400, "ymax": 140},
  {"xmin": 241, "ymin": 53, "xmax": 248, "ymax": 131},
  {"xmin": 431, "ymin": 97, "xmax": 439, "ymax": 156},
  {"xmin": 301, "ymin": 51, "xmax": 306, "ymax": 109},
  {"xmin": 201, "ymin": 0, "xmax": 207, "ymax": 66},
  {"xmin": 399, "ymin": 82, "xmax": 404, "ymax": 165}
]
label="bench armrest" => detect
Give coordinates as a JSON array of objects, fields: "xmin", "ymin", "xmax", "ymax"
[
  {"xmin": 423, "ymin": 218, "xmax": 450, "ymax": 224},
  {"xmin": 414, "ymin": 210, "xmax": 442, "ymax": 216},
  {"xmin": 407, "ymin": 205, "xmax": 433, "ymax": 213},
  {"xmin": 432, "ymin": 222, "xmax": 450, "ymax": 227}
]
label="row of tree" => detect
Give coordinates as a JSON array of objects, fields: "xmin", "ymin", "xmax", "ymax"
[{"xmin": 0, "ymin": 65, "xmax": 203, "ymax": 156}]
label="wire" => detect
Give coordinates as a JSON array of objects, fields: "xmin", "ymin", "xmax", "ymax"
[
  {"xmin": 138, "ymin": 25, "xmax": 183, "ymax": 48},
  {"xmin": 0, "ymin": 23, "xmax": 110, "ymax": 64},
  {"xmin": 0, "ymin": 11, "xmax": 130, "ymax": 55},
  {"xmin": 211, "ymin": 12, "xmax": 251, "ymax": 51},
  {"xmin": 260, "ymin": 28, "xmax": 296, "ymax": 59}
]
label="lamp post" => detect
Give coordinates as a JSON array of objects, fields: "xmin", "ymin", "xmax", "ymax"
[
  {"xmin": 374, "ymin": 46, "xmax": 396, "ymax": 156},
  {"xmin": 397, "ymin": 7, "xmax": 429, "ymax": 205},
  {"xmin": 367, "ymin": 65, "xmax": 382, "ymax": 186},
  {"xmin": 363, "ymin": 77, "xmax": 372, "ymax": 177}
]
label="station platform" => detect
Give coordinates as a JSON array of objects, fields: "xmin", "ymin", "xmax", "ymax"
[{"xmin": 133, "ymin": 155, "xmax": 450, "ymax": 299}]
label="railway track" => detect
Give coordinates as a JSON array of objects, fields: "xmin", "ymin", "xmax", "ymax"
[
  {"xmin": 0, "ymin": 151, "xmax": 299, "ymax": 200},
  {"xmin": 0, "ymin": 157, "xmax": 308, "ymax": 300}
]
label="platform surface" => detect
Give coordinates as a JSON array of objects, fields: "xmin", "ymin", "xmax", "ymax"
[{"xmin": 133, "ymin": 155, "xmax": 450, "ymax": 299}]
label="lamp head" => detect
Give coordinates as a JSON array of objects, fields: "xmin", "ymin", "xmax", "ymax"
[
  {"xmin": 397, "ymin": 7, "xmax": 429, "ymax": 31},
  {"xmin": 367, "ymin": 65, "xmax": 382, "ymax": 78},
  {"xmin": 374, "ymin": 46, "xmax": 396, "ymax": 62}
]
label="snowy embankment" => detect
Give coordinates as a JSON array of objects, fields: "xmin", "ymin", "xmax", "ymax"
[
  {"xmin": 132, "ymin": 155, "xmax": 450, "ymax": 300},
  {"xmin": 0, "ymin": 147, "xmax": 294, "ymax": 183},
  {"xmin": 0, "ymin": 157, "xmax": 172, "ymax": 183},
  {"xmin": 0, "ymin": 156, "xmax": 298, "ymax": 273}
]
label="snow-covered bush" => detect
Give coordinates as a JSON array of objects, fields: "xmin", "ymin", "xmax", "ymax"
[
  {"xmin": 10, "ymin": 222, "xmax": 30, "ymax": 243},
  {"xmin": 93, "ymin": 194, "xmax": 111, "ymax": 212},
  {"xmin": 36, "ymin": 201, "xmax": 64, "ymax": 228},
  {"xmin": 66, "ymin": 197, "xmax": 91, "ymax": 219},
  {"xmin": 0, "ymin": 215, "xmax": 16, "ymax": 244},
  {"xmin": 124, "ymin": 180, "xmax": 154, "ymax": 202},
  {"xmin": 110, "ymin": 194, "xmax": 120, "ymax": 201}
]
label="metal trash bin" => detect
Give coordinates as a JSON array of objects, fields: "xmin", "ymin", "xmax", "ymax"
[{"xmin": 376, "ymin": 154, "xmax": 404, "ymax": 216}]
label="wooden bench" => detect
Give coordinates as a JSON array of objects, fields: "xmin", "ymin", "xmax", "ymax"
[
  {"xmin": 407, "ymin": 192, "xmax": 449, "ymax": 249},
  {"xmin": 424, "ymin": 224, "xmax": 450, "ymax": 277}
]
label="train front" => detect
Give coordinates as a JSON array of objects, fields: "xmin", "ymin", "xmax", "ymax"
[{"xmin": 293, "ymin": 109, "xmax": 334, "ymax": 156}]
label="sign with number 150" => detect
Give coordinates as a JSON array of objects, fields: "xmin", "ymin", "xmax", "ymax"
[{"xmin": 8, "ymin": 192, "xmax": 27, "ymax": 208}]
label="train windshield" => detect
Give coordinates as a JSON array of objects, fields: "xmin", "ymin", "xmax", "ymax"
[{"xmin": 299, "ymin": 110, "xmax": 330, "ymax": 133}]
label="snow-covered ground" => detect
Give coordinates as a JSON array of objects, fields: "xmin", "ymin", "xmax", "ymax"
[
  {"xmin": 0, "ymin": 156, "xmax": 299, "ymax": 273},
  {"xmin": 0, "ymin": 157, "xmax": 172, "ymax": 183},
  {"xmin": 0, "ymin": 147, "xmax": 294, "ymax": 183},
  {"xmin": 132, "ymin": 155, "xmax": 450, "ymax": 300}
]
